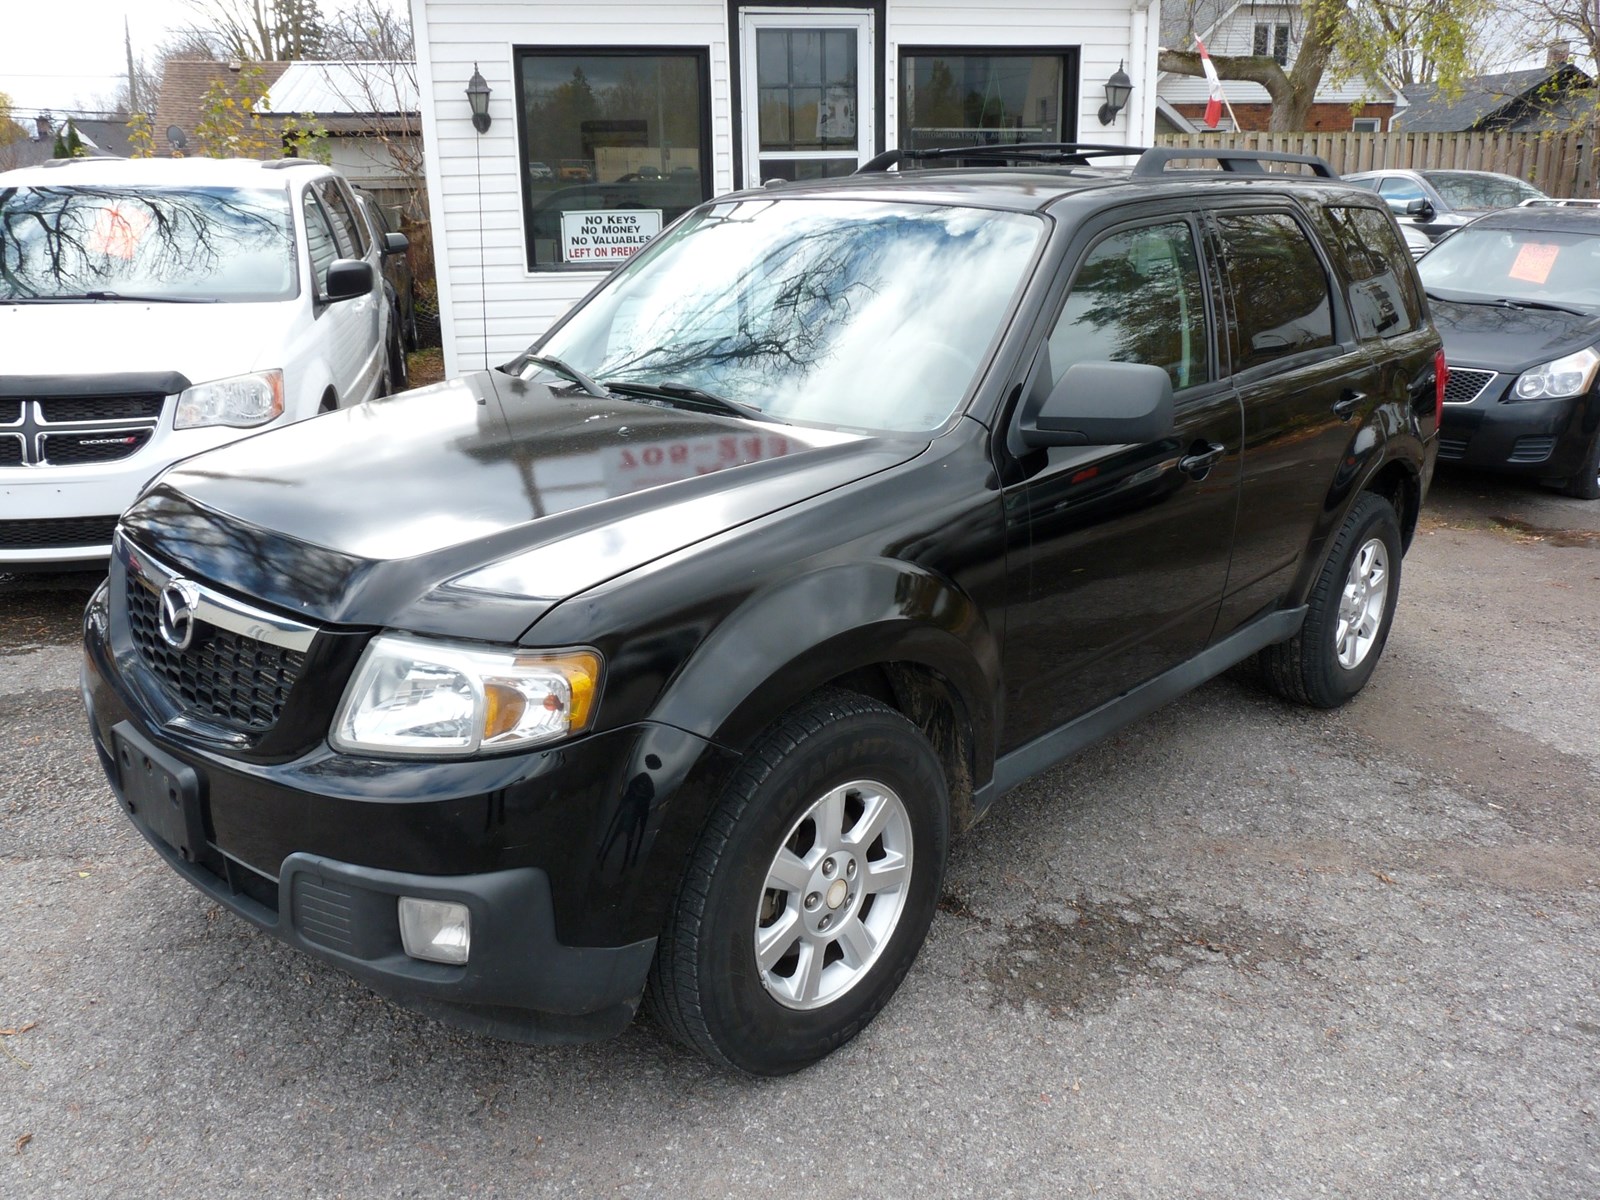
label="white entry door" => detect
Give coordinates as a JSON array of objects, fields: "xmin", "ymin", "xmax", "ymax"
[{"xmin": 739, "ymin": 9, "xmax": 875, "ymax": 188}]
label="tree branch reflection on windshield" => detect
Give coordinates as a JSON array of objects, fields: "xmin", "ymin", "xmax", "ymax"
[
  {"xmin": 0, "ymin": 185, "xmax": 295, "ymax": 302},
  {"xmin": 542, "ymin": 200, "xmax": 1042, "ymax": 434}
]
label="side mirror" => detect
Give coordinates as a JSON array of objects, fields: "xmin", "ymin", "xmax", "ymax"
[
  {"xmin": 1021, "ymin": 361, "xmax": 1175, "ymax": 449},
  {"xmin": 1404, "ymin": 197, "xmax": 1435, "ymax": 222},
  {"xmin": 382, "ymin": 231, "xmax": 409, "ymax": 255},
  {"xmin": 324, "ymin": 258, "xmax": 374, "ymax": 302}
]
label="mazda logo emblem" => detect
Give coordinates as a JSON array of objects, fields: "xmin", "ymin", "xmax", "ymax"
[{"xmin": 158, "ymin": 579, "xmax": 202, "ymax": 651}]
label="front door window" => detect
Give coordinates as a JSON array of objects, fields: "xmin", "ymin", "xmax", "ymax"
[{"xmin": 740, "ymin": 10, "xmax": 873, "ymax": 186}]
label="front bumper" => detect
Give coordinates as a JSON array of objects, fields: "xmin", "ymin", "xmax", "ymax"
[
  {"xmin": 0, "ymin": 424, "xmax": 279, "ymax": 566},
  {"xmin": 83, "ymin": 583, "xmax": 730, "ymax": 1043},
  {"xmin": 1438, "ymin": 371, "xmax": 1599, "ymax": 480}
]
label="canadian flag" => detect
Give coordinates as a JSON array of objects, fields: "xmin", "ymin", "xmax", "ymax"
[{"xmin": 1195, "ymin": 35, "xmax": 1225, "ymax": 128}]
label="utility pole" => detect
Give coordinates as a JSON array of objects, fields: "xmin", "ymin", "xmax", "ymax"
[{"xmin": 124, "ymin": 17, "xmax": 139, "ymax": 113}]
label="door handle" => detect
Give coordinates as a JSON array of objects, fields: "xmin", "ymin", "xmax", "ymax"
[
  {"xmin": 1178, "ymin": 441, "xmax": 1226, "ymax": 479},
  {"xmin": 1332, "ymin": 389, "xmax": 1366, "ymax": 420}
]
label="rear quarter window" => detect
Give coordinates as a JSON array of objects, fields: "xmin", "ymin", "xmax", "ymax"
[{"xmin": 1318, "ymin": 204, "xmax": 1423, "ymax": 340}]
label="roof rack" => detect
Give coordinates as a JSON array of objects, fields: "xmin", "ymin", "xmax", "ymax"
[
  {"xmin": 1519, "ymin": 197, "xmax": 1600, "ymax": 207},
  {"xmin": 1130, "ymin": 148, "xmax": 1338, "ymax": 178},
  {"xmin": 856, "ymin": 143, "xmax": 1147, "ymax": 172}
]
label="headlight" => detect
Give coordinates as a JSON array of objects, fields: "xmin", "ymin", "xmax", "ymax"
[
  {"xmin": 1512, "ymin": 347, "xmax": 1600, "ymax": 401},
  {"xmin": 173, "ymin": 369, "xmax": 285, "ymax": 429},
  {"xmin": 331, "ymin": 635, "xmax": 602, "ymax": 757}
]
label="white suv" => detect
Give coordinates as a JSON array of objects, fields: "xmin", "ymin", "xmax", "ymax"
[{"xmin": 0, "ymin": 156, "xmax": 395, "ymax": 568}]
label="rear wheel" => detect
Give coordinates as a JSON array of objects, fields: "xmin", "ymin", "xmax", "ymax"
[
  {"xmin": 385, "ymin": 317, "xmax": 409, "ymax": 395},
  {"xmin": 1258, "ymin": 492, "xmax": 1402, "ymax": 709},
  {"xmin": 647, "ymin": 689, "xmax": 949, "ymax": 1075}
]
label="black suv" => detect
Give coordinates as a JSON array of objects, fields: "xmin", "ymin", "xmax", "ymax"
[{"xmin": 82, "ymin": 146, "xmax": 1442, "ymax": 1075}]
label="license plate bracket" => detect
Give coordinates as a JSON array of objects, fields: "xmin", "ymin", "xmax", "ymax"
[{"xmin": 111, "ymin": 722, "xmax": 207, "ymax": 864}]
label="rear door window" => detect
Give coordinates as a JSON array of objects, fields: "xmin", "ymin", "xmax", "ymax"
[
  {"xmin": 1376, "ymin": 175, "xmax": 1426, "ymax": 212},
  {"xmin": 1046, "ymin": 220, "xmax": 1211, "ymax": 392},
  {"xmin": 1213, "ymin": 212, "xmax": 1335, "ymax": 372},
  {"xmin": 1319, "ymin": 205, "xmax": 1422, "ymax": 340}
]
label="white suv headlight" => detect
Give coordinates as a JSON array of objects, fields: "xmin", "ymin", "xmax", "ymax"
[
  {"xmin": 174, "ymin": 369, "xmax": 285, "ymax": 429},
  {"xmin": 331, "ymin": 635, "xmax": 602, "ymax": 757},
  {"xmin": 1512, "ymin": 346, "xmax": 1600, "ymax": 401}
]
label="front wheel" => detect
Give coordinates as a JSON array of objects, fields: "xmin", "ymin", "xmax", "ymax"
[
  {"xmin": 647, "ymin": 689, "xmax": 949, "ymax": 1075},
  {"xmin": 1257, "ymin": 492, "xmax": 1403, "ymax": 709},
  {"xmin": 1562, "ymin": 428, "xmax": 1600, "ymax": 500}
]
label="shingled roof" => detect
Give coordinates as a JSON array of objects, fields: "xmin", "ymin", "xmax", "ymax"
[
  {"xmin": 153, "ymin": 60, "xmax": 291, "ymax": 155},
  {"xmin": 1396, "ymin": 64, "xmax": 1594, "ymax": 132}
]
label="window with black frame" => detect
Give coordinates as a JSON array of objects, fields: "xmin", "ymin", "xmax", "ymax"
[
  {"xmin": 515, "ymin": 48, "xmax": 710, "ymax": 270},
  {"xmin": 899, "ymin": 51, "xmax": 1074, "ymax": 157}
]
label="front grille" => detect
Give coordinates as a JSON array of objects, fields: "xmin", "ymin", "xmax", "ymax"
[
  {"xmin": 37, "ymin": 393, "xmax": 166, "ymax": 423},
  {"xmin": 1444, "ymin": 368, "xmax": 1496, "ymax": 405},
  {"xmin": 0, "ymin": 435, "xmax": 21, "ymax": 467},
  {"xmin": 126, "ymin": 577, "xmax": 308, "ymax": 734},
  {"xmin": 0, "ymin": 400, "xmax": 20, "ymax": 425},
  {"xmin": 40, "ymin": 429, "xmax": 152, "ymax": 466},
  {"xmin": 0, "ymin": 514, "xmax": 119, "ymax": 550},
  {"xmin": 1508, "ymin": 436, "xmax": 1557, "ymax": 464},
  {"xmin": 1437, "ymin": 435, "xmax": 1470, "ymax": 460}
]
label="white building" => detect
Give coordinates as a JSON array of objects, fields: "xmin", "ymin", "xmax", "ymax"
[{"xmin": 409, "ymin": 0, "xmax": 1161, "ymax": 377}]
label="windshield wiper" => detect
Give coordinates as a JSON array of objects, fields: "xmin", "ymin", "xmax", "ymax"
[
  {"xmin": 1425, "ymin": 290, "xmax": 1594, "ymax": 318},
  {"xmin": 499, "ymin": 350, "xmax": 609, "ymax": 398},
  {"xmin": 600, "ymin": 378, "xmax": 782, "ymax": 424},
  {"xmin": 8, "ymin": 291, "xmax": 213, "ymax": 303},
  {"xmin": 1495, "ymin": 297, "xmax": 1592, "ymax": 317}
]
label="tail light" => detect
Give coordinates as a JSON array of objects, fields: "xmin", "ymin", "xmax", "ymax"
[{"xmin": 1434, "ymin": 349, "xmax": 1448, "ymax": 429}]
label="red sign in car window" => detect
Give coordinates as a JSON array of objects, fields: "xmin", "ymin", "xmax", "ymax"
[{"xmin": 1508, "ymin": 242, "xmax": 1560, "ymax": 285}]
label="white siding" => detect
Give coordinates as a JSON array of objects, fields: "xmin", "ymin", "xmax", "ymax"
[
  {"xmin": 415, "ymin": 0, "xmax": 1152, "ymax": 375},
  {"xmin": 328, "ymin": 135, "xmax": 418, "ymax": 188}
]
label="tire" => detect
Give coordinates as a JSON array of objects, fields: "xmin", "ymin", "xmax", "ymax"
[
  {"xmin": 386, "ymin": 317, "xmax": 409, "ymax": 394},
  {"xmin": 1563, "ymin": 429, "xmax": 1600, "ymax": 500},
  {"xmin": 647, "ymin": 689, "xmax": 950, "ymax": 1075},
  {"xmin": 1258, "ymin": 492, "xmax": 1403, "ymax": 709}
]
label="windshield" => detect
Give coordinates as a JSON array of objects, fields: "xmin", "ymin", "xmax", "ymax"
[
  {"xmin": 1424, "ymin": 172, "xmax": 1545, "ymax": 210},
  {"xmin": 1419, "ymin": 224, "xmax": 1600, "ymax": 308},
  {"xmin": 538, "ymin": 197, "xmax": 1044, "ymax": 433},
  {"xmin": 0, "ymin": 184, "xmax": 295, "ymax": 302}
]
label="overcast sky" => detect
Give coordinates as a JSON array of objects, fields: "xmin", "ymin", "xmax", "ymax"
[{"xmin": 0, "ymin": 0, "xmax": 406, "ymax": 116}]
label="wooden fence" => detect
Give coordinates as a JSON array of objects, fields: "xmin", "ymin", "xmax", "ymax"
[{"xmin": 1152, "ymin": 129, "xmax": 1600, "ymax": 197}]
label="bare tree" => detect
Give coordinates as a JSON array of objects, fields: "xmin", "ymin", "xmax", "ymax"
[
  {"xmin": 322, "ymin": 0, "xmax": 413, "ymax": 59},
  {"xmin": 1506, "ymin": 0, "xmax": 1600, "ymax": 73},
  {"xmin": 176, "ymin": 0, "xmax": 328, "ymax": 62}
]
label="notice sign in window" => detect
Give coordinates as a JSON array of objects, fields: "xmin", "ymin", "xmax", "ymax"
[
  {"xmin": 560, "ymin": 210, "xmax": 663, "ymax": 264},
  {"xmin": 1508, "ymin": 242, "xmax": 1559, "ymax": 285}
]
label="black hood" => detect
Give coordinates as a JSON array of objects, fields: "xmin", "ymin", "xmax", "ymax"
[
  {"xmin": 1431, "ymin": 298, "xmax": 1600, "ymax": 372},
  {"xmin": 121, "ymin": 371, "xmax": 926, "ymax": 640}
]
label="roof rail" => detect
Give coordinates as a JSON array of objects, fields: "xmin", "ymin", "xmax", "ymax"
[
  {"xmin": 857, "ymin": 143, "xmax": 1147, "ymax": 172},
  {"xmin": 1519, "ymin": 197, "xmax": 1600, "ymax": 207},
  {"xmin": 1131, "ymin": 148, "xmax": 1338, "ymax": 178},
  {"xmin": 261, "ymin": 157, "xmax": 319, "ymax": 169}
]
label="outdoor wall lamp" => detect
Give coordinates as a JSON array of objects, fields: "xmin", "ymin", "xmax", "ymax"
[
  {"xmin": 1098, "ymin": 61, "xmax": 1133, "ymax": 125},
  {"xmin": 467, "ymin": 65, "xmax": 492, "ymax": 133}
]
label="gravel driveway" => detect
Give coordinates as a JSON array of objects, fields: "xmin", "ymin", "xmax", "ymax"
[{"xmin": 2, "ymin": 470, "xmax": 1597, "ymax": 1198}]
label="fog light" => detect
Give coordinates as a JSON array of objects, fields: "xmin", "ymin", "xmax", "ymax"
[{"xmin": 398, "ymin": 897, "xmax": 471, "ymax": 965}]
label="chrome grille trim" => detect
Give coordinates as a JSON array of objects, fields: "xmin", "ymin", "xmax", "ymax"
[
  {"xmin": 1443, "ymin": 367, "xmax": 1497, "ymax": 406},
  {"xmin": 118, "ymin": 531, "xmax": 317, "ymax": 653}
]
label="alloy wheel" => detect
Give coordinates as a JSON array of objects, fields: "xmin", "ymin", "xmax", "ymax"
[{"xmin": 754, "ymin": 778, "xmax": 913, "ymax": 1010}]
